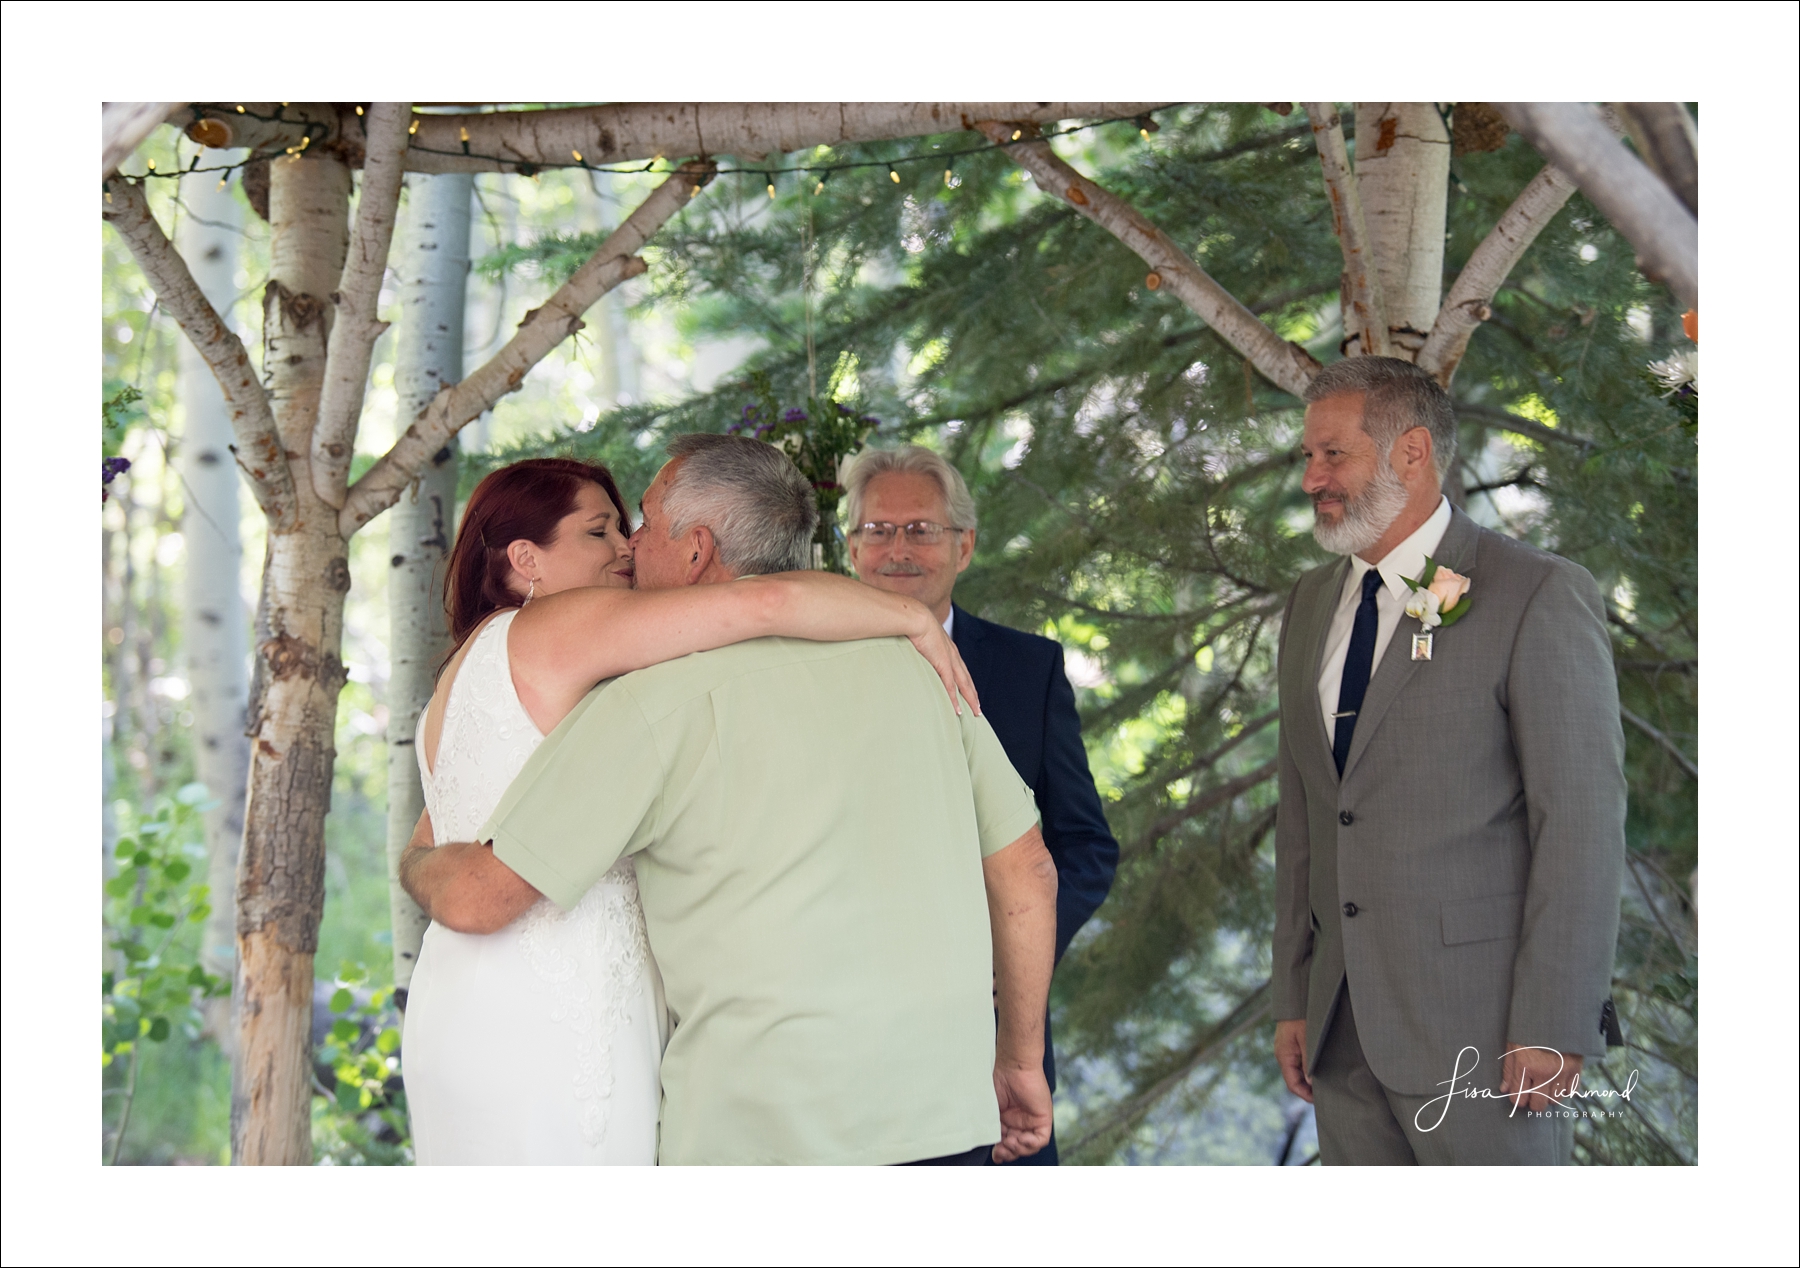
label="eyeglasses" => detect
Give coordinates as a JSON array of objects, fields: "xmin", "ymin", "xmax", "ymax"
[{"xmin": 850, "ymin": 520, "xmax": 963, "ymax": 547}]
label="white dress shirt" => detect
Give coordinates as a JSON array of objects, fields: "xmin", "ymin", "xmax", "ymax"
[
  {"xmin": 1316, "ymin": 496, "xmax": 1453, "ymax": 737},
  {"xmin": 942, "ymin": 608, "xmax": 955, "ymax": 638}
]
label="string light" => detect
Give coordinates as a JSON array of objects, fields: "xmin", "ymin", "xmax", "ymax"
[
  {"xmin": 767, "ymin": 175, "xmax": 777, "ymax": 198},
  {"xmin": 146, "ymin": 159, "xmax": 156, "ymax": 171},
  {"xmin": 355, "ymin": 105, "xmax": 364, "ymax": 116},
  {"xmin": 136, "ymin": 105, "xmax": 1176, "ymax": 192}
]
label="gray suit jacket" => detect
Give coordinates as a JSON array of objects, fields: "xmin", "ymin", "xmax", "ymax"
[{"xmin": 1272, "ymin": 507, "xmax": 1626, "ymax": 1095}]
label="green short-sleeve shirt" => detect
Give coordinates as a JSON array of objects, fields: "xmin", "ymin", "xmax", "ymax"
[{"xmin": 479, "ymin": 635, "xmax": 1039, "ymax": 1165}]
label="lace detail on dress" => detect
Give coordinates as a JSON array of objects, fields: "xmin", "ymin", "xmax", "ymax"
[
  {"xmin": 418, "ymin": 610, "xmax": 652, "ymax": 1147},
  {"xmin": 515, "ymin": 862, "xmax": 650, "ymax": 1145}
]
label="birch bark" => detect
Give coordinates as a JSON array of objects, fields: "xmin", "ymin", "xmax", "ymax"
[
  {"xmin": 1417, "ymin": 164, "xmax": 1576, "ymax": 385},
  {"xmin": 174, "ymin": 159, "xmax": 251, "ymax": 1037},
  {"xmin": 384, "ymin": 173, "xmax": 472, "ymax": 1005},
  {"xmin": 1494, "ymin": 102, "xmax": 1697, "ymax": 310},
  {"xmin": 1301, "ymin": 103, "xmax": 1388, "ymax": 357},
  {"xmin": 185, "ymin": 103, "xmax": 1172, "ymax": 174},
  {"xmin": 232, "ymin": 152, "xmax": 351, "ymax": 1166},
  {"xmin": 1352, "ymin": 103, "xmax": 1450, "ymax": 357}
]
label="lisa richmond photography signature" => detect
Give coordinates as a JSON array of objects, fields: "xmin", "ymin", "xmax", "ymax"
[{"xmin": 1415, "ymin": 1047, "xmax": 1642, "ymax": 1132}]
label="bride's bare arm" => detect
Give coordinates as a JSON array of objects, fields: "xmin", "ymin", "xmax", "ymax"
[{"xmin": 507, "ymin": 571, "xmax": 979, "ymax": 732}]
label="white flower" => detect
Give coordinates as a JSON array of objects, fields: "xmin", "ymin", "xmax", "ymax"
[{"xmin": 1405, "ymin": 587, "xmax": 1443, "ymax": 629}]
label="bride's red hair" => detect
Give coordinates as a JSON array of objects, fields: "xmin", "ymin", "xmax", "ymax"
[{"xmin": 444, "ymin": 458, "xmax": 631, "ymax": 651}]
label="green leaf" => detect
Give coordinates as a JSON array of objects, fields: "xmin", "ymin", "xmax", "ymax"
[
  {"xmin": 330, "ymin": 1018, "xmax": 361, "ymax": 1045},
  {"xmin": 162, "ymin": 860, "xmax": 191, "ymax": 882},
  {"xmin": 188, "ymin": 903, "xmax": 212, "ymax": 923},
  {"xmin": 187, "ymin": 965, "xmax": 209, "ymax": 987},
  {"xmin": 1419, "ymin": 556, "xmax": 1440, "ymax": 587},
  {"xmin": 132, "ymin": 850, "xmax": 153, "ymax": 867},
  {"xmin": 127, "ymin": 905, "xmax": 154, "ymax": 927},
  {"xmin": 329, "ymin": 987, "xmax": 354, "ymax": 1014},
  {"xmin": 147, "ymin": 912, "xmax": 176, "ymax": 929},
  {"xmin": 104, "ymin": 874, "xmax": 136, "ymax": 898},
  {"xmin": 113, "ymin": 838, "xmax": 139, "ymax": 859},
  {"xmin": 336, "ymin": 1080, "xmax": 361, "ymax": 1113},
  {"xmin": 147, "ymin": 1016, "xmax": 171, "ymax": 1042},
  {"xmin": 1437, "ymin": 598, "xmax": 1472, "ymax": 628},
  {"xmin": 375, "ymin": 1027, "xmax": 401, "ymax": 1055},
  {"xmin": 337, "ymin": 962, "xmax": 369, "ymax": 986}
]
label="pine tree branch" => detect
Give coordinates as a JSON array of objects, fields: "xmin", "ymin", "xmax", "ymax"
[
  {"xmin": 102, "ymin": 180, "xmax": 298, "ymax": 531},
  {"xmin": 1454, "ymin": 402, "xmax": 1596, "ymax": 452},
  {"xmin": 340, "ymin": 161, "xmax": 714, "ymax": 535},
  {"xmin": 1301, "ymin": 102, "xmax": 1389, "ymax": 358},
  {"xmin": 1062, "ymin": 979, "xmax": 1273, "ymax": 1162},
  {"xmin": 1418, "ymin": 164, "xmax": 1578, "ymax": 386},
  {"xmin": 1494, "ymin": 103, "xmax": 1697, "ymax": 311},
  {"xmin": 1620, "ymin": 705, "xmax": 1697, "ymax": 780},
  {"xmin": 972, "ymin": 120, "xmax": 1320, "ymax": 398},
  {"xmin": 313, "ymin": 102, "xmax": 412, "ymax": 509},
  {"xmin": 184, "ymin": 103, "xmax": 1175, "ymax": 173}
]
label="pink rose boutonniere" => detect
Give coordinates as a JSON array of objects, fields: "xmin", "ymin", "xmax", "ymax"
[{"xmin": 1401, "ymin": 557, "xmax": 1473, "ymax": 630}]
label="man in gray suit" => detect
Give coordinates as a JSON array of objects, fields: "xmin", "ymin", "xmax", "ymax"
[{"xmin": 1271, "ymin": 356, "xmax": 1626, "ymax": 1165}]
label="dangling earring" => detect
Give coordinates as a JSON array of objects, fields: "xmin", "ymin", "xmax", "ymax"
[{"xmin": 525, "ymin": 576, "xmax": 538, "ymax": 605}]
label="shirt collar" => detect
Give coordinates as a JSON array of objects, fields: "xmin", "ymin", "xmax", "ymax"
[
  {"xmin": 942, "ymin": 607, "xmax": 955, "ymax": 638},
  {"xmin": 1351, "ymin": 496, "xmax": 1452, "ymax": 602}
]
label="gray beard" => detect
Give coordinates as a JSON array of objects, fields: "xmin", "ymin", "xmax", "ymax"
[{"xmin": 1312, "ymin": 457, "xmax": 1409, "ymax": 556}]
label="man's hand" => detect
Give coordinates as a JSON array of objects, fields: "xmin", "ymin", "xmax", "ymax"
[
  {"xmin": 1499, "ymin": 1043, "xmax": 1583, "ymax": 1114},
  {"xmin": 399, "ymin": 809, "xmax": 542, "ymax": 934},
  {"xmin": 983, "ymin": 825, "xmax": 1056, "ymax": 1161},
  {"xmin": 991, "ymin": 1061, "xmax": 1053, "ymax": 1163},
  {"xmin": 1274, "ymin": 1018, "xmax": 1313, "ymax": 1103}
]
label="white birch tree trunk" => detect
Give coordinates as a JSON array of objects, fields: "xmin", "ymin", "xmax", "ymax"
[
  {"xmin": 231, "ymin": 153, "xmax": 352, "ymax": 1167},
  {"xmin": 1352, "ymin": 104, "xmax": 1451, "ymax": 358},
  {"xmin": 384, "ymin": 173, "xmax": 471, "ymax": 1006},
  {"xmin": 174, "ymin": 157, "xmax": 251, "ymax": 1044}
]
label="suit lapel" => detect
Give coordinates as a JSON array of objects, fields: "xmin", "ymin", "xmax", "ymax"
[
  {"xmin": 951, "ymin": 604, "xmax": 987, "ymax": 678},
  {"xmin": 1341, "ymin": 509, "xmax": 1483, "ymax": 782},
  {"xmin": 1297, "ymin": 559, "xmax": 1350, "ymax": 779}
]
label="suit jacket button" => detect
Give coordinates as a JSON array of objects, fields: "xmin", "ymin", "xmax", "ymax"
[
  {"xmin": 1342, "ymin": 902, "xmax": 1359, "ymax": 917},
  {"xmin": 1338, "ymin": 811, "xmax": 1354, "ymax": 826}
]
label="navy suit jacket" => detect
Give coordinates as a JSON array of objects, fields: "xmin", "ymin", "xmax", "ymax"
[{"xmin": 951, "ymin": 604, "xmax": 1121, "ymax": 1092}]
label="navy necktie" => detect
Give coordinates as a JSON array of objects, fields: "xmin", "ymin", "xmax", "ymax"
[{"xmin": 1332, "ymin": 568, "xmax": 1385, "ymax": 777}]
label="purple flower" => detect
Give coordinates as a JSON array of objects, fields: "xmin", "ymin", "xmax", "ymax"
[
  {"xmin": 754, "ymin": 424, "xmax": 774, "ymax": 438},
  {"xmin": 783, "ymin": 408, "xmax": 808, "ymax": 423},
  {"xmin": 102, "ymin": 455, "xmax": 131, "ymax": 503}
]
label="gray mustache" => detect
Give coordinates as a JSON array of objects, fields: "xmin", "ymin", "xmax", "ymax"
[{"xmin": 877, "ymin": 563, "xmax": 926, "ymax": 577}]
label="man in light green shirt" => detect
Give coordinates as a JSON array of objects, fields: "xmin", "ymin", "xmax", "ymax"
[{"xmin": 404, "ymin": 435, "xmax": 1058, "ymax": 1164}]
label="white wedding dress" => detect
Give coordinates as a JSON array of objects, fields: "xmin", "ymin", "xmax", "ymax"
[{"xmin": 402, "ymin": 610, "xmax": 665, "ymax": 1165}]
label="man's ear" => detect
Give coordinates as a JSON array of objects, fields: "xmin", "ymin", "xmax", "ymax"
[
  {"xmin": 955, "ymin": 527, "xmax": 976, "ymax": 575},
  {"xmin": 1396, "ymin": 426, "xmax": 1435, "ymax": 485},
  {"xmin": 684, "ymin": 525, "xmax": 717, "ymax": 585}
]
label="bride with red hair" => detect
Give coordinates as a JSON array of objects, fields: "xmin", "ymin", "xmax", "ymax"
[{"xmin": 401, "ymin": 456, "xmax": 973, "ymax": 1165}]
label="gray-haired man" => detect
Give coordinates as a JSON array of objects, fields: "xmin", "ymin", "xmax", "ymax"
[
  {"xmin": 408, "ymin": 434, "xmax": 1058, "ymax": 1164},
  {"xmin": 1273, "ymin": 357, "xmax": 1626, "ymax": 1165}
]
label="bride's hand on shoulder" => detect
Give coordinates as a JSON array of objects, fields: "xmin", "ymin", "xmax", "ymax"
[{"xmin": 908, "ymin": 619, "xmax": 980, "ymax": 717}]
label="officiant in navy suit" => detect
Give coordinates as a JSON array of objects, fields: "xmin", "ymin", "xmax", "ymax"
[{"xmin": 845, "ymin": 445, "xmax": 1120, "ymax": 1166}]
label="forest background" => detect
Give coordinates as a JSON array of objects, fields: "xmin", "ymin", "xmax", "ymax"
[
  {"xmin": 97, "ymin": 97, "xmax": 1699, "ymax": 1167},
  {"xmin": 0, "ymin": 9, "xmax": 1792, "ymax": 1260}
]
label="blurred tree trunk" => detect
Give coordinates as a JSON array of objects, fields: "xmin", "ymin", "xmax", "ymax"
[
  {"xmin": 174, "ymin": 158, "xmax": 252, "ymax": 1048},
  {"xmin": 1352, "ymin": 103, "xmax": 1450, "ymax": 359},
  {"xmin": 384, "ymin": 172, "xmax": 471, "ymax": 1009}
]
